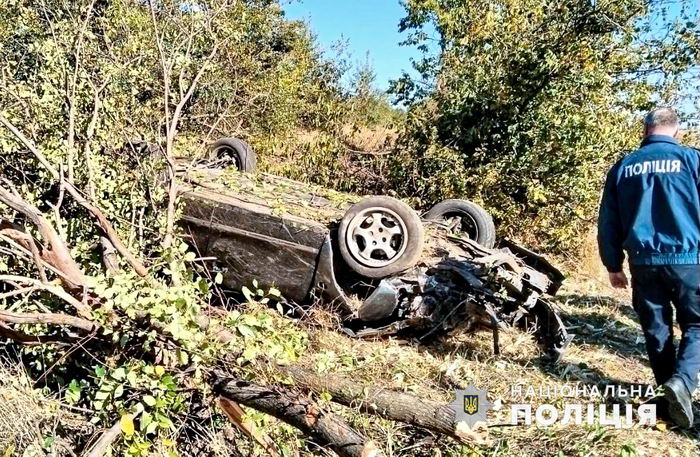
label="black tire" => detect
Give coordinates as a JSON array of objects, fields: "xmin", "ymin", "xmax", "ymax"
[
  {"xmin": 209, "ymin": 138, "xmax": 257, "ymax": 172},
  {"xmin": 424, "ymin": 199, "xmax": 496, "ymax": 248},
  {"xmin": 338, "ymin": 196, "xmax": 424, "ymax": 279}
]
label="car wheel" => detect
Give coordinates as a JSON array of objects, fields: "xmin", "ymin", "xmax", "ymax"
[
  {"xmin": 209, "ymin": 138, "xmax": 257, "ymax": 172},
  {"xmin": 338, "ymin": 196, "xmax": 424, "ymax": 279},
  {"xmin": 424, "ymin": 199, "xmax": 496, "ymax": 248}
]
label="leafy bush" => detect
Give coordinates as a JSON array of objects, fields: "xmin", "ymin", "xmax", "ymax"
[{"xmin": 389, "ymin": 0, "xmax": 700, "ymax": 250}]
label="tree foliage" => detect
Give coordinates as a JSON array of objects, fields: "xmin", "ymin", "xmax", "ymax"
[{"xmin": 390, "ymin": 0, "xmax": 700, "ymax": 249}]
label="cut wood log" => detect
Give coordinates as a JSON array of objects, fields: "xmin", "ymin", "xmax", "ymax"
[
  {"xmin": 215, "ymin": 378, "xmax": 383, "ymax": 457},
  {"xmin": 278, "ymin": 365, "xmax": 487, "ymax": 445}
]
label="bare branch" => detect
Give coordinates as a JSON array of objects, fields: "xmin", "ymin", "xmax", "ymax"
[
  {"xmin": 217, "ymin": 397, "xmax": 281, "ymax": 457},
  {"xmin": 0, "ymin": 113, "xmax": 148, "ymax": 277},
  {"xmin": 0, "ymin": 275, "xmax": 92, "ymax": 318},
  {"xmin": 0, "ymin": 310, "xmax": 96, "ymax": 333},
  {"xmin": 66, "ymin": 0, "xmax": 98, "ymax": 182},
  {"xmin": 81, "ymin": 419, "xmax": 121, "ymax": 457},
  {"xmin": 0, "ymin": 322, "xmax": 79, "ymax": 345},
  {"xmin": 162, "ymin": 40, "xmax": 221, "ymax": 250},
  {"xmin": 0, "ymin": 115, "xmax": 59, "ymax": 179},
  {"xmin": 0, "ymin": 232, "xmax": 82, "ymax": 286},
  {"xmin": 0, "ymin": 185, "xmax": 87, "ymax": 289}
]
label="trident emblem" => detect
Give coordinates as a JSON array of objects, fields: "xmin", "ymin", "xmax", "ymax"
[
  {"xmin": 464, "ymin": 394, "xmax": 479, "ymax": 415},
  {"xmin": 449, "ymin": 385, "xmax": 494, "ymax": 428}
]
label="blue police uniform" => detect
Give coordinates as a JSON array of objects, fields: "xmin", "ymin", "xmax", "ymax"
[{"xmin": 598, "ymin": 135, "xmax": 700, "ymax": 393}]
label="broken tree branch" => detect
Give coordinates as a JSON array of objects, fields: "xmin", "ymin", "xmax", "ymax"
[
  {"xmin": 278, "ymin": 365, "xmax": 481, "ymax": 445},
  {"xmin": 0, "ymin": 231, "xmax": 79, "ymax": 287},
  {"xmin": 0, "ymin": 310, "xmax": 96, "ymax": 333},
  {"xmin": 0, "ymin": 113, "xmax": 148, "ymax": 277},
  {"xmin": 215, "ymin": 378, "xmax": 383, "ymax": 457},
  {"xmin": 11, "ymin": 226, "xmax": 48, "ymax": 283},
  {"xmin": 0, "ymin": 275, "xmax": 92, "ymax": 318},
  {"xmin": 0, "ymin": 322, "xmax": 80, "ymax": 345},
  {"xmin": 217, "ymin": 397, "xmax": 281, "ymax": 457},
  {"xmin": 0, "ymin": 186, "xmax": 87, "ymax": 289},
  {"xmin": 81, "ymin": 419, "xmax": 121, "ymax": 457}
]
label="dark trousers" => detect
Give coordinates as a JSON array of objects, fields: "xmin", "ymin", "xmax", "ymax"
[{"xmin": 631, "ymin": 265, "xmax": 700, "ymax": 393}]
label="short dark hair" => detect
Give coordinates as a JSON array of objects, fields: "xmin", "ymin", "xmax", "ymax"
[{"xmin": 644, "ymin": 107, "xmax": 679, "ymax": 129}]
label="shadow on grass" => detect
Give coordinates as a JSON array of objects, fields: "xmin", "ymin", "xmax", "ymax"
[{"xmin": 557, "ymin": 300, "xmax": 647, "ymax": 360}]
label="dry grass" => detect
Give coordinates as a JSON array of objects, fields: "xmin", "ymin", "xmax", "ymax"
[
  {"xmin": 0, "ymin": 363, "xmax": 52, "ymax": 451},
  {"xmin": 0, "ymin": 359, "xmax": 94, "ymax": 456},
  {"xmin": 0, "ymin": 361, "xmax": 56, "ymax": 454}
]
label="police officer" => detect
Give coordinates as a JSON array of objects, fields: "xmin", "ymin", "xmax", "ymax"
[{"xmin": 598, "ymin": 107, "xmax": 699, "ymax": 428}]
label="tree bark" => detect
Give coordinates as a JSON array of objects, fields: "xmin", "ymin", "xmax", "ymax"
[
  {"xmin": 0, "ymin": 187, "xmax": 87, "ymax": 289},
  {"xmin": 0, "ymin": 310, "xmax": 96, "ymax": 333},
  {"xmin": 278, "ymin": 365, "xmax": 480, "ymax": 444},
  {"xmin": 216, "ymin": 378, "xmax": 382, "ymax": 457}
]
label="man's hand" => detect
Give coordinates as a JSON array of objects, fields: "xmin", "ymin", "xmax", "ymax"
[{"xmin": 608, "ymin": 271, "xmax": 629, "ymax": 289}]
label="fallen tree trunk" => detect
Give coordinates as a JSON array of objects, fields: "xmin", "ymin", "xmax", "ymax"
[
  {"xmin": 215, "ymin": 378, "xmax": 383, "ymax": 457},
  {"xmin": 278, "ymin": 365, "xmax": 483, "ymax": 444}
]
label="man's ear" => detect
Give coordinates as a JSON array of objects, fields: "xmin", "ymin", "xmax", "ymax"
[{"xmin": 673, "ymin": 126, "xmax": 680, "ymax": 138}]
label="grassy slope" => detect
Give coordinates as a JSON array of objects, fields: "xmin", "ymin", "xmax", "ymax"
[
  {"xmin": 3, "ymin": 242, "xmax": 699, "ymax": 456},
  {"xmin": 293, "ymin": 243, "xmax": 699, "ymax": 457}
]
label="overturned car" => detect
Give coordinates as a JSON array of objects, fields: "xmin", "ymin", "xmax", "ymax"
[{"xmin": 177, "ymin": 138, "xmax": 570, "ymax": 360}]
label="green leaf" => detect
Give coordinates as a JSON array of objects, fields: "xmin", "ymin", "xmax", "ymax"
[
  {"xmin": 214, "ymin": 273, "xmax": 223, "ymax": 285},
  {"xmin": 236, "ymin": 323, "xmax": 255, "ymax": 338},
  {"xmin": 140, "ymin": 412, "xmax": 153, "ymax": 431},
  {"xmin": 241, "ymin": 286, "xmax": 254, "ymax": 302},
  {"xmin": 112, "ymin": 367, "xmax": 126, "ymax": 381},
  {"xmin": 146, "ymin": 421, "xmax": 159, "ymax": 435},
  {"xmin": 126, "ymin": 370, "xmax": 138, "ymax": 387},
  {"xmin": 94, "ymin": 389, "xmax": 110, "ymax": 401},
  {"xmin": 113, "ymin": 384, "xmax": 124, "ymax": 398},
  {"xmin": 42, "ymin": 436, "xmax": 55, "ymax": 450},
  {"xmin": 143, "ymin": 395, "xmax": 157, "ymax": 407}
]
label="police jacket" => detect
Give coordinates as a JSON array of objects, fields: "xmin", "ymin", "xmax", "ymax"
[{"xmin": 598, "ymin": 135, "xmax": 700, "ymax": 272}]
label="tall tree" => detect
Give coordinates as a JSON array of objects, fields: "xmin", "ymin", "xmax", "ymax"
[{"xmin": 390, "ymin": 0, "xmax": 700, "ymax": 249}]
